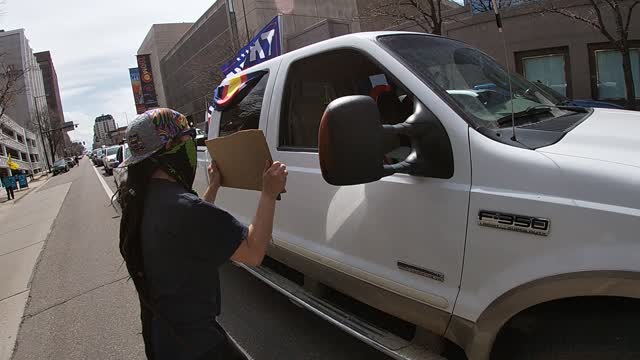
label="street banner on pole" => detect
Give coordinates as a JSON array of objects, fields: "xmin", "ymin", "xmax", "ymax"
[
  {"xmin": 136, "ymin": 55, "xmax": 159, "ymax": 110},
  {"xmin": 221, "ymin": 16, "xmax": 282, "ymax": 77},
  {"xmin": 129, "ymin": 67, "xmax": 146, "ymax": 114}
]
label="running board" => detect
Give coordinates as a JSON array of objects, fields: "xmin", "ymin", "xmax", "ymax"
[{"xmin": 236, "ymin": 263, "xmax": 446, "ymax": 360}]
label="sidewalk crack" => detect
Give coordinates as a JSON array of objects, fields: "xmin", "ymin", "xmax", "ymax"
[
  {"xmin": 0, "ymin": 240, "xmax": 45, "ymax": 258},
  {"xmin": 24, "ymin": 275, "xmax": 130, "ymax": 319}
]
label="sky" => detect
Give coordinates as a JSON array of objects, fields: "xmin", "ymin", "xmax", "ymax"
[{"xmin": 0, "ymin": 0, "xmax": 215, "ymax": 148}]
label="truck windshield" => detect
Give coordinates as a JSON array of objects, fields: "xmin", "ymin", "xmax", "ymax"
[
  {"xmin": 378, "ymin": 34, "xmax": 572, "ymax": 129},
  {"xmin": 107, "ymin": 147, "xmax": 119, "ymax": 156}
]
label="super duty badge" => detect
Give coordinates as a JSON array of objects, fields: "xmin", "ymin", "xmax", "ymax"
[{"xmin": 478, "ymin": 210, "xmax": 550, "ymax": 236}]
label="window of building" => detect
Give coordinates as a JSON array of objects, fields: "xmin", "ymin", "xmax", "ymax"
[
  {"xmin": 6, "ymin": 147, "xmax": 19, "ymax": 159},
  {"xmin": 218, "ymin": 73, "xmax": 270, "ymax": 137},
  {"xmin": 21, "ymin": 152, "xmax": 28, "ymax": 161},
  {"xmin": 2, "ymin": 126, "xmax": 14, "ymax": 138},
  {"xmin": 279, "ymin": 49, "xmax": 413, "ymax": 152},
  {"xmin": 16, "ymin": 134, "xmax": 24, "ymax": 143},
  {"xmin": 588, "ymin": 42, "xmax": 640, "ymax": 101},
  {"xmin": 515, "ymin": 47, "xmax": 571, "ymax": 97}
]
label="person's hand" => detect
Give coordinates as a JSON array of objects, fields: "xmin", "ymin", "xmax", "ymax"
[
  {"xmin": 208, "ymin": 160, "xmax": 222, "ymax": 189},
  {"xmin": 262, "ymin": 161, "xmax": 287, "ymax": 199}
]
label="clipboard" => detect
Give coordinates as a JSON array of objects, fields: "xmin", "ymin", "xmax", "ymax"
[{"xmin": 206, "ymin": 130, "xmax": 284, "ymax": 197}]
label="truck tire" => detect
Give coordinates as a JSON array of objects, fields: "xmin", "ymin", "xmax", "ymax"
[{"xmin": 491, "ymin": 298, "xmax": 640, "ymax": 360}]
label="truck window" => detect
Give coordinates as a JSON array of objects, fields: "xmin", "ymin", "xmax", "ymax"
[
  {"xmin": 218, "ymin": 73, "xmax": 269, "ymax": 137},
  {"xmin": 279, "ymin": 49, "xmax": 412, "ymax": 152}
]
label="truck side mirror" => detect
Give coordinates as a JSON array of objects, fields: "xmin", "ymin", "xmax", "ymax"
[
  {"xmin": 318, "ymin": 96, "xmax": 385, "ymax": 185},
  {"xmin": 319, "ymin": 95, "xmax": 454, "ymax": 186}
]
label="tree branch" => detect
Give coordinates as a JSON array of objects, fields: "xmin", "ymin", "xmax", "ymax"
[
  {"xmin": 625, "ymin": 0, "xmax": 640, "ymax": 34},
  {"xmin": 542, "ymin": 3, "xmax": 617, "ymax": 44},
  {"xmin": 587, "ymin": 0, "xmax": 617, "ymax": 43}
]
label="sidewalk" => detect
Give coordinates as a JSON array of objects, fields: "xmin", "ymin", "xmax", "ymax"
[
  {"xmin": 0, "ymin": 173, "xmax": 51, "ymax": 206},
  {"xmin": 0, "ymin": 178, "xmax": 71, "ymax": 360}
]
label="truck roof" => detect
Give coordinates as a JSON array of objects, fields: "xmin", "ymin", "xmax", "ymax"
[{"xmin": 221, "ymin": 31, "xmax": 436, "ymax": 81}]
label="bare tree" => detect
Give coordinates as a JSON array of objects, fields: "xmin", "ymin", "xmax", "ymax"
[
  {"xmin": 540, "ymin": 0, "xmax": 639, "ymax": 109},
  {"xmin": 0, "ymin": 53, "xmax": 26, "ymax": 129},
  {"xmin": 470, "ymin": 0, "xmax": 519, "ymax": 12},
  {"xmin": 357, "ymin": 0, "xmax": 464, "ymax": 34},
  {"xmin": 175, "ymin": 33, "xmax": 236, "ymax": 124}
]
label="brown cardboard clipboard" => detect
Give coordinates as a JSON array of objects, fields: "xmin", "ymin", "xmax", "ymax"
[{"xmin": 206, "ymin": 130, "xmax": 282, "ymax": 195}]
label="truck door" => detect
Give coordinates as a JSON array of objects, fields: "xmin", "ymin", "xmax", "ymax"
[
  {"xmin": 198, "ymin": 64, "xmax": 279, "ymax": 206},
  {"xmin": 264, "ymin": 42, "xmax": 472, "ymax": 321}
]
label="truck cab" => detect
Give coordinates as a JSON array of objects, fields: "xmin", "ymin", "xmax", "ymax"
[{"xmin": 198, "ymin": 32, "xmax": 640, "ymax": 360}]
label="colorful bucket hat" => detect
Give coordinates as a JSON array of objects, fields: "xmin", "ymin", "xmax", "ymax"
[{"xmin": 123, "ymin": 108, "xmax": 191, "ymax": 166}]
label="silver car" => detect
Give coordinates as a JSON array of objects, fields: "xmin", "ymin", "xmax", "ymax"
[
  {"xmin": 102, "ymin": 145, "xmax": 121, "ymax": 175},
  {"xmin": 113, "ymin": 144, "xmax": 130, "ymax": 188}
]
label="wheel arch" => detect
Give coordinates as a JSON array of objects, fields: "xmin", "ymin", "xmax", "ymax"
[{"xmin": 445, "ymin": 270, "xmax": 640, "ymax": 360}]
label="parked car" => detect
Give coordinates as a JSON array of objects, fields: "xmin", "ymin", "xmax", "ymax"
[
  {"xmin": 93, "ymin": 148, "xmax": 105, "ymax": 167},
  {"xmin": 113, "ymin": 143, "xmax": 130, "ymax": 188},
  {"xmin": 102, "ymin": 145, "xmax": 121, "ymax": 175},
  {"xmin": 52, "ymin": 159, "xmax": 69, "ymax": 175},
  {"xmin": 195, "ymin": 127, "xmax": 206, "ymax": 146},
  {"xmin": 65, "ymin": 157, "xmax": 76, "ymax": 168},
  {"xmin": 199, "ymin": 32, "xmax": 640, "ymax": 360}
]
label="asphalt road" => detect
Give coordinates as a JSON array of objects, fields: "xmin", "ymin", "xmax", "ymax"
[{"xmin": 12, "ymin": 158, "xmax": 392, "ymax": 360}]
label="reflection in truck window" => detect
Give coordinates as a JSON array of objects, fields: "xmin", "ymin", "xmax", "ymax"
[
  {"xmin": 279, "ymin": 49, "xmax": 413, "ymax": 158},
  {"xmin": 218, "ymin": 74, "xmax": 270, "ymax": 137}
]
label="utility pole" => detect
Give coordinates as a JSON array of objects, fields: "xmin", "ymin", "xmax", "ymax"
[{"xmin": 33, "ymin": 96, "xmax": 51, "ymax": 172}]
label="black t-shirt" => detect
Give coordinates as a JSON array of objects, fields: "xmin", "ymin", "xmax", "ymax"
[{"xmin": 141, "ymin": 179, "xmax": 247, "ymax": 359}]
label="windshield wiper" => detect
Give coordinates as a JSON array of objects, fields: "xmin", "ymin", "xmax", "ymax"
[
  {"xmin": 496, "ymin": 106, "xmax": 553, "ymax": 127},
  {"xmin": 496, "ymin": 104, "xmax": 588, "ymax": 127}
]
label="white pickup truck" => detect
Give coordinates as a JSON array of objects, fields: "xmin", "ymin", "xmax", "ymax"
[{"xmin": 196, "ymin": 32, "xmax": 640, "ymax": 360}]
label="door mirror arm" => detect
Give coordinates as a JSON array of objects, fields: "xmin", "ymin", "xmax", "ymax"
[{"xmin": 382, "ymin": 99, "xmax": 434, "ymax": 177}]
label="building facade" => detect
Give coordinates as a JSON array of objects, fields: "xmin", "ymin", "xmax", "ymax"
[
  {"xmin": 0, "ymin": 29, "xmax": 50, "ymax": 173},
  {"xmin": 137, "ymin": 23, "xmax": 193, "ymax": 108},
  {"xmin": 448, "ymin": 0, "xmax": 640, "ymax": 107},
  {"xmin": 0, "ymin": 114, "xmax": 44, "ymax": 176},
  {"xmin": 34, "ymin": 50, "xmax": 72, "ymax": 161},
  {"xmin": 93, "ymin": 114, "xmax": 117, "ymax": 148},
  {"xmin": 108, "ymin": 126, "xmax": 127, "ymax": 145},
  {"xmin": 159, "ymin": 0, "xmax": 360, "ymax": 126},
  {"xmin": 357, "ymin": 0, "xmax": 639, "ymax": 107}
]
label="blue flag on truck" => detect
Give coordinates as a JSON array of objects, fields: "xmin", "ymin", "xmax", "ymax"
[{"xmin": 221, "ymin": 16, "xmax": 282, "ymax": 77}]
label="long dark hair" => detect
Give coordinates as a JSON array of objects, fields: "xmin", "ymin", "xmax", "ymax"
[
  {"xmin": 117, "ymin": 158, "xmax": 158, "ymax": 359},
  {"xmin": 117, "ymin": 158, "xmax": 157, "ymax": 280}
]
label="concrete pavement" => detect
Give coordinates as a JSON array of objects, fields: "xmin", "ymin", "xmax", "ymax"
[
  {"xmin": 0, "ymin": 175, "xmax": 70, "ymax": 360},
  {"xmin": 11, "ymin": 159, "xmax": 143, "ymax": 360}
]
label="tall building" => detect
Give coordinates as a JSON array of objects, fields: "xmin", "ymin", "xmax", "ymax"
[
  {"xmin": 93, "ymin": 114, "xmax": 117, "ymax": 148},
  {"xmin": 159, "ymin": 0, "xmax": 359, "ymax": 125},
  {"xmin": 137, "ymin": 23, "xmax": 193, "ymax": 108},
  {"xmin": 35, "ymin": 50, "xmax": 72, "ymax": 161},
  {"xmin": 0, "ymin": 29, "xmax": 49, "ymax": 174}
]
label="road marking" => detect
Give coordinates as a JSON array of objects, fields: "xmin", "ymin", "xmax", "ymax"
[{"xmin": 92, "ymin": 166, "xmax": 114, "ymax": 199}]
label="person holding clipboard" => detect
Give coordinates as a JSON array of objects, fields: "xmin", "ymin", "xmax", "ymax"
[{"xmin": 117, "ymin": 108, "xmax": 287, "ymax": 360}]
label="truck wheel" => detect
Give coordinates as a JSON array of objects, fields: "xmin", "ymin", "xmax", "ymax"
[{"xmin": 491, "ymin": 298, "xmax": 640, "ymax": 360}]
